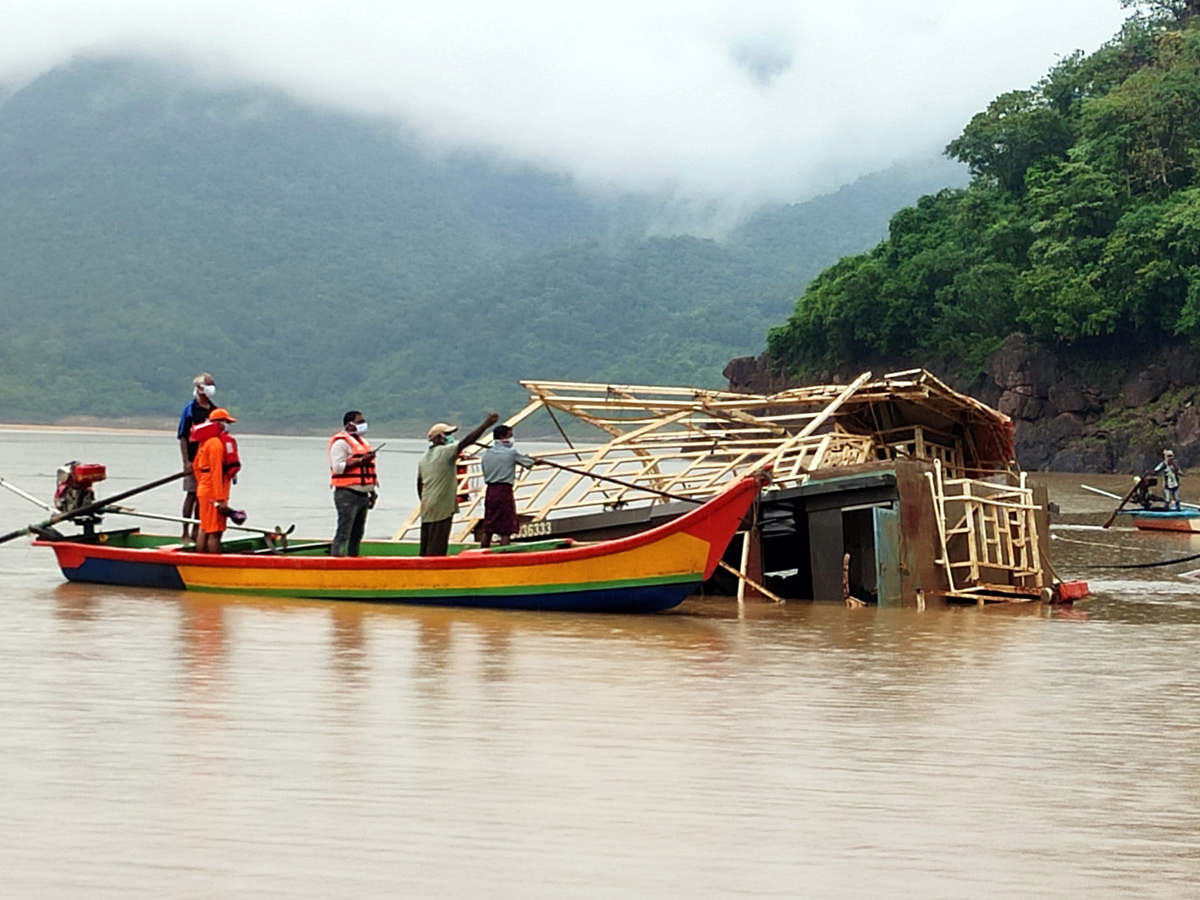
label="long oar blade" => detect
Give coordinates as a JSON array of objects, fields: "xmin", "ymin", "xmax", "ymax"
[
  {"xmin": 0, "ymin": 470, "xmax": 188, "ymax": 546},
  {"xmin": 0, "ymin": 477, "xmax": 54, "ymax": 512},
  {"xmin": 1102, "ymin": 477, "xmax": 1143, "ymax": 530},
  {"xmin": 104, "ymin": 504, "xmax": 295, "ymax": 540},
  {"xmin": 1080, "ymin": 484, "xmax": 1123, "ymax": 501},
  {"xmin": 536, "ymin": 457, "xmax": 704, "ymax": 505}
]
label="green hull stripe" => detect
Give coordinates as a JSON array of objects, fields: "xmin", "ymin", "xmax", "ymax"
[{"xmin": 185, "ymin": 572, "xmax": 697, "ymax": 599}]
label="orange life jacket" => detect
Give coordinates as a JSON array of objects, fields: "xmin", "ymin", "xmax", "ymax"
[
  {"xmin": 329, "ymin": 431, "xmax": 378, "ymax": 488},
  {"xmin": 193, "ymin": 423, "xmax": 240, "ymax": 480},
  {"xmin": 221, "ymin": 434, "xmax": 241, "ymax": 480},
  {"xmin": 190, "ymin": 420, "xmax": 221, "ymax": 446}
]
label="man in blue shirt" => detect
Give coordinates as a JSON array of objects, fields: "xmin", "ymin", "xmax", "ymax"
[
  {"xmin": 479, "ymin": 424, "xmax": 537, "ymax": 549},
  {"xmin": 177, "ymin": 373, "xmax": 216, "ymax": 542}
]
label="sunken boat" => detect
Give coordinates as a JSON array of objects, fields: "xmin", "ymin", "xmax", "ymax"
[{"xmin": 395, "ymin": 369, "xmax": 1071, "ymax": 606}]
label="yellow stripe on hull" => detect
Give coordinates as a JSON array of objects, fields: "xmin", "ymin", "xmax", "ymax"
[{"xmin": 175, "ymin": 531, "xmax": 711, "ymax": 594}]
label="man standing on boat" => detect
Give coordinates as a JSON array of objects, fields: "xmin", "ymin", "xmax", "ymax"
[
  {"xmin": 329, "ymin": 411, "xmax": 378, "ymax": 557},
  {"xmin": 479, "ymin": 423, "xmax": 537, "ymax": 548},
  {"xmin": 193, "ymin": 408, "xmax": 239, "ymax": 554},
  {"xmin": 178, "ymin": 372, "xmax": 216, "ymax": 543},
  {"xmin": 1156, "ymin": 449, "xmax": 1183, "ymax": 510},
  {"xmin": 417, "ymin": 413, "xmax": 499, "ymax": 556}
]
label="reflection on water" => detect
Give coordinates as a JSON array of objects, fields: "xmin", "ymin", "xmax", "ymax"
[
  {"xmin": 329, "ymin": 603, "xmax": 368, "ymax": 689},
  {"xmin": 180, "ymin": 596, "xmax": 227, "ymax": 677},
  {"xmin": 53, "ymin": 582, "xmax": 101, "ymax": 623},
  {"xmin": 3, "ymin": 437, "xmax": 1200, "ymax": 898}
]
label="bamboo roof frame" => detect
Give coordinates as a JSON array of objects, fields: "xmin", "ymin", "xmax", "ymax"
[{"xmin": 392, "ymin": 368, "xmax": 1017, "ymax": 543}]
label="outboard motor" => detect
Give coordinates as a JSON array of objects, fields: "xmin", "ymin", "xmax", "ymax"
[
  {"xmin": 1132, "ymin": 471, "xmax": 1162, "ymax": 510},
  {"xmin": 54, "ymin": 462, "xmax": 107, "ymax": 534}
]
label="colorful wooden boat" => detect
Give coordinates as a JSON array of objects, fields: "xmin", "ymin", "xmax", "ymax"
[
  {"xmin": 34, "ymin": 477, "xmax": 762, "ymax": 613},
  {"xmin": 1118, "ymin": 508, "xmax": 1200, "ymax": 533}
]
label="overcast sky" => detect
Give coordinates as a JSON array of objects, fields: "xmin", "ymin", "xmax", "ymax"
[{"xmin": 1, "ymin": 1, "xmax": 1131, "ymax": 206}]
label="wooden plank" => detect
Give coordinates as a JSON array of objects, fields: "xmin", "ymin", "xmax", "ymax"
[{"xmin": 744, "ymin": 372, "xmax": 872, "ymax": 476}]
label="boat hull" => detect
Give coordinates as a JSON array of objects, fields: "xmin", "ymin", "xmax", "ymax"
[
  {"xmin": 1121, "ymin": 510, "xmax": 1200, "ymax": 533},
  {"xmin": 37, "ymin": 478, "xmax": 761, "ymax": 613}
]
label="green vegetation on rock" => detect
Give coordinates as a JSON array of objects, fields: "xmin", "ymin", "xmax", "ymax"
[{"xmin": 768, "ymin": 3, "xmax": 1200, "ymax": 379}]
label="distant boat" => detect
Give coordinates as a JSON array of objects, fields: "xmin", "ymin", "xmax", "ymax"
[
  {"xmin": 1117, "ymin": 508, "xmax": 1200, "ymax": 534},
  {"xmin": 34, "ymin": 477, "xmax": 762, "ymax": 613},
  {"xmin": 1081, "ymin": 484, "xmax": 1200, "ymax": 533}
]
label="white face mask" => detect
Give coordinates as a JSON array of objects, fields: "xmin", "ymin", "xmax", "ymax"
[
  {"xmin": 353, "ymin": 421, "xmax": 368, "ymax": 435},
  {"xmin": 196, "ymin": 384, "xmax": 216, "ymax": 400}
]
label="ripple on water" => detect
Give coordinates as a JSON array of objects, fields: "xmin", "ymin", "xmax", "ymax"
[{"xmin": 2, "ymin": 442, "xmax": 1200, "ymax": 898}]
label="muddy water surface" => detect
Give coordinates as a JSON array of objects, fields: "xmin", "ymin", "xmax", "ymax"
[{"xmin": 1, "ymin": 432, "xmax": 1198, "ymax": 898}]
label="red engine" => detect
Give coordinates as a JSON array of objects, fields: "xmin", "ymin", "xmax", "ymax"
[{"xmin": 54, "ymin": 462, "xmax": 107, "ymax": 514}]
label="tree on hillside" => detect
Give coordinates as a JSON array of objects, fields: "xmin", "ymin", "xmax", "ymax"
[
  {"xmin": 767, "ymin": 4, "xmax": 1200, "ymax": 379},
  {"xmin": 945, "ymin": 91, "xmax": 1074, "ymax": 192},
  {"xmin": 1121, "ymin": 0, "xmax": 1200, "ymax": 25}
]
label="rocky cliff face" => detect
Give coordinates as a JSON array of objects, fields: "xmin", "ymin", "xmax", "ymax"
[{"xmin": 724, "ymin": 335, "xmax": 1200, "ymax": 474}]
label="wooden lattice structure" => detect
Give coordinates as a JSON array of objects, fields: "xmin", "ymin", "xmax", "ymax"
[
  {"xmin": 925, "ymin": 460, "xmax": 1046, "ymax": 601},
  {"xmin": 393, "ymin": 368, "xmax": 1017, "ymax": 544}
]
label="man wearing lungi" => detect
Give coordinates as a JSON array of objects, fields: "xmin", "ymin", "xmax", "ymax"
[{"xmin": 479, "ymin": 424, "xmax": 538, "ymax": 548}]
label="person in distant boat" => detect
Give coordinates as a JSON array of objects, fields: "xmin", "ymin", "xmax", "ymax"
[
  {"xmin": 329, "ymin": 411, "xmax": 378, "ymax": 557},
  {"xmin": 193, "ymin": 408, "xmax": 240, "ymax": 554},
  {"xmin": 1155, "ymin": 449, "xmax": 1183, "ymax": 510},
  {"xmin": 479, "ymin": 424, "xmax": 537, "ymax": 549},
  {"xmin": 417, "ymin": 413, "xmax": 499, "ymax": 556},
  {"xmin": 178, "ymin": 372, "xmax": 216, "ymax": 543}
]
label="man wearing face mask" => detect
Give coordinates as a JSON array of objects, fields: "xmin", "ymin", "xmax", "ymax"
[
  {"xmin": 479, "ymin": 424, "xmax": 538, "ymax": 548},
  {"xmin": 178, "ymin": 373, "xmax": 217, "ymax": 543},
  {"xmin": 329, "ymin": 410, "xmax": 378, "ymax": 557},
  {"xmin": 417, "ymin": 412, "xmax": 498, "ymax": 556},
  {"xmin": 192, "ymin": 408, "xmax": 240, "ymax": 554}
]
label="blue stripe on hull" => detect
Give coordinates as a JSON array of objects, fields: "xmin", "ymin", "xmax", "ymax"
[
  {"xmin": 367, "ymin": 582, "xmax": 698, "ymax": 613},
  {"xmin": 62, "ymin": 557, "xmax": 186, "ymax": 590},
  {"xmin": 59, "ymin": 558, "xmax": 693, "ymax": 613}
]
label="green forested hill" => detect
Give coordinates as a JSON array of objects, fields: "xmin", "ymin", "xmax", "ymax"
[
  {"xmin": 0, "ymin": 57, "xmax": 961, "ymax": 428},
  {"xmin": 768, "ymin": 3, "xmax": 1200, "ymax": 380}
]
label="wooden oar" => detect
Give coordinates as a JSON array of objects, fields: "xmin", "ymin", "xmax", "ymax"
[
  {"xmin": 1, "ymin": 477, "xmax": 293, "ymax": 542},
  {"xmin": 104, "ymin": 505, "xmax": 296, "ymax": 542},
  {"xmin": 543, "ymin": 404, "xmax": 618, "ymax": 502},
  {"xmin": 718, "ymin": 560, "xmax": 785, "ymax": 604},
  {"xmin": 1080, "ymin": 484, "xmax": 1124, "ymax": 502},
  {"xmin": 0, "ymin": 477, "xmax": 54, "ymax": 511},
  {"xmin": 1101, "ymin": 477, "xmax": 1145, "ymax": 529},
  {"xmin": 1082, "ymin": 483, "xmax": 1200, "ymax": 511},
  {"xmin": 0, "ymin": 470, "xmax": 188, "ymax": 546},
  {"xmin": 535, "ymin": 457, "xmax": 704, "ymax": 505}
]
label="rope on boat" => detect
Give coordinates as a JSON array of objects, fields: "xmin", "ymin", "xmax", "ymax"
[
  {"xmin": 1050, "ymin": 533, "xmax": 1200, "ymax": 569},
  {"xmin": 1087, "ymin": 552, "xmax": 1200, "ymax": 570}
]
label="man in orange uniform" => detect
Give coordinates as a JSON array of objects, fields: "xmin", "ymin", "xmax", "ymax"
[{"xmin": 193, "ymin": 408, "xmax": 238, "ymax": 554}]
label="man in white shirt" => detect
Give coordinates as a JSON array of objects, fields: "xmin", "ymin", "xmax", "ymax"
[
  {"xmin": 479, "ymin": 424, "xmax": 537, "ymax": 548},
  {"xmin": 328, "ymin": 410, "xmax": 378, "ymax": 556}
]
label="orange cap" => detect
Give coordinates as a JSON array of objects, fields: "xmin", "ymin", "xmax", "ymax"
[{"xmin": 208, "ymin": 408, "xmax": 237, "ymax": 423}]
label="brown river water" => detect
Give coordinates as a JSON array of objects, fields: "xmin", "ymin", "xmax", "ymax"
[{"xmin": 1, "ymin": 430, "xmax": 1199, "ymax": 898}]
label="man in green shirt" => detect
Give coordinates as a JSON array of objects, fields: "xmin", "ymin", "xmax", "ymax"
[{"xmin": 417, "ymin": 412, "xmax": 498, "ymax": 555}]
